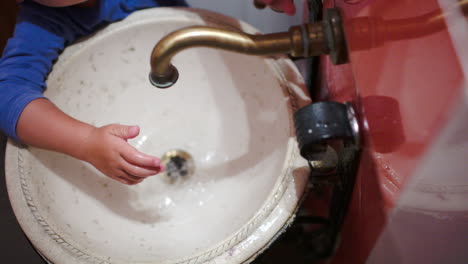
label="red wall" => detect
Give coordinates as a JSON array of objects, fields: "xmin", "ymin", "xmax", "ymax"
[{"xmin": 319, "ymin": 0, "xmax": 465, "ymax": 262}]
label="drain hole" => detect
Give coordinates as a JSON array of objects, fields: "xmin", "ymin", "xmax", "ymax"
[{"xmin": 161, "ymin": 150, "xmax": 195, "ymax": 179}]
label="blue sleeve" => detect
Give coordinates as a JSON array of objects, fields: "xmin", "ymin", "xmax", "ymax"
[{"xmin": 0, "ymin": 0, "xmax": 187, "ymax": 141}]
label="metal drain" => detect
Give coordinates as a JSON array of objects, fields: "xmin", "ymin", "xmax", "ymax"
[{"xmin": 161, "ymin": 149, "xmax": 195, "ymax": 179}]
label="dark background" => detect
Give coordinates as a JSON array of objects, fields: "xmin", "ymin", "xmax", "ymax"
[
  {"xmin": 0, "ymin": 1, "xmax": 47, "ymax": 262},
  {"xmin": 1, "ymin": 134, "xmax": 47, "ymax": 263}
]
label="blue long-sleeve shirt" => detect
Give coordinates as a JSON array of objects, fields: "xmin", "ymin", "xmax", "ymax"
[{"xmin": 0, "ymin": 0, "xmax": 187, "ymax": 141}]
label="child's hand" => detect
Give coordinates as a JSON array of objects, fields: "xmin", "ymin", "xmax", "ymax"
[
  {"xmin": 16, "ymin": 99, "xmax": 161, "ymax": 186},
  {"xmin": 254, "ymin": 0, "xmax": 296, "ymax": 15},
  {"xmin": 82, "ymin": 124, "xmax": 162, "ymax": 185}
]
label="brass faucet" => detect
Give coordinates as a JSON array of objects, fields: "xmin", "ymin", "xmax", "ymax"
[
  {"xmin": 149, "ymin": 1, "xmax": 468, "ymax": 89},
  {"xmin": 149, "ymin": 9, "xmax": 347, "ymax": 88}
]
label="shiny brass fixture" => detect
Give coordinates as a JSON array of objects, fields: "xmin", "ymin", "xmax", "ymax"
[
  {"xmin": 149, "ymin": 9, "xmax": 346, "ymax": 88},
  {"xmin": 347, "ymin": 0, "xmax": 468, "ymax": 50},
  {"xmin": 149, "ymin": 1, "xmax": 467, "ymax": 88}
]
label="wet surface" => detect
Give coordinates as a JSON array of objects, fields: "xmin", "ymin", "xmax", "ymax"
[
  {"xmin": 0, "ymin": 133, "xmax": 309, "ymax": 264},
  {"xmin": 0, "ymin": 135, "xmax": 309, "ymax": 264},
  {"xmin": 161, "ymin": 149, "xmax": 195, "ymax": 180}
]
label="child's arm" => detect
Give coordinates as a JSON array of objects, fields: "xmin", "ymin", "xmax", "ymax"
[
  {"xmin": 0, "ymin": 1, "xmax": 171, "ymax": 184},
  {"xmin": 17, "ymin": 99, "xmax": 161, "ymax": 185}
]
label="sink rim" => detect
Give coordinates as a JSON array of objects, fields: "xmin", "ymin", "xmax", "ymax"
[{"xmin": 5, "ymin": 7, "xmax": 310, "ymax": 264}]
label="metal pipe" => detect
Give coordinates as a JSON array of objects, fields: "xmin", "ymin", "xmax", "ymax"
[
  {"xmin": 347, "ymin": 0, "xmax": 468, "ymax": 50},
  {"xmin": 149, "ymin": 23, "xmax": 328, "ymax": 88},
  {"xmin": 148, "ymin": 1, "xmax": 467, "ymax": 88}
]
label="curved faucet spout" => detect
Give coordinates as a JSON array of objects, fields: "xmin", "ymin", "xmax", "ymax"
[
  {"xmin": 149, "ymin": 2, "xmax": 468, "ymax": 89},
  {"xmin": 149, "ymin": 22, "xmax": 330, "ymax": 88}
]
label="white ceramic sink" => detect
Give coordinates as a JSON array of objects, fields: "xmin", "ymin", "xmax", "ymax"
[{"xmin": 5, "ymin": 8, "xmax": 310, "ymax": 264}]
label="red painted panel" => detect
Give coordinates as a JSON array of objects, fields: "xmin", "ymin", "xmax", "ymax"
[{"xmin": 318, "ymin": 0, "xmax": 466, "ymax": 262}]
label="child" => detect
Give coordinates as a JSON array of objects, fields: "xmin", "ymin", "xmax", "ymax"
[
  {"xmin": 0, "ymin": 0, "xmax": 187, "ymax": 185},
  {"xmin": 0, "ymin": 0, "xmax": 293, "ymax": 185}
]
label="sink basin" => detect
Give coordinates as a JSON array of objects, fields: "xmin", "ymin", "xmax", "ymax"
[{"xmin": 5, "ymin": 8, "xmax": 310, "ymax": 264}]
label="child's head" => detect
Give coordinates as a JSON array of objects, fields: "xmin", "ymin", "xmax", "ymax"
[{"xmin": 18, "ymin": 0, "xmax": 95, "ymax": 7}]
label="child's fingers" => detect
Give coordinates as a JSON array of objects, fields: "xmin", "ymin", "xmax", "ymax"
[
  {"xmin": 120, "ymin": 159, "xmax": 161, "ymax": 178},
  {"xmin": 117, "ymin": 176, "xmax": 143, "ymax": 185},
  {"xmin": 112, "ymin": 170, "xmax": 144, "ymax": 185},
  {"xmin": 120, "ymin": 145, "xmax": 161, "ymax": 169},
  {"xmin": 108, "ymin": 124, "xmax": 140, "ymax": 140}
]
